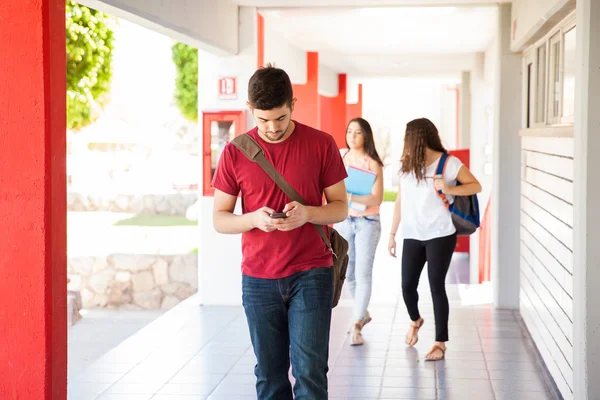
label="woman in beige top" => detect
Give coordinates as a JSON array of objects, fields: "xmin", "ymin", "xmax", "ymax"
[{"xmin": 335, "ymin": 117, "xmax": 384, "ymax": 346}]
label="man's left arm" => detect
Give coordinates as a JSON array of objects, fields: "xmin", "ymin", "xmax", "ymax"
[{"xmin": 307, "ymin": 180, "xmax": 348, "ymax": 225}]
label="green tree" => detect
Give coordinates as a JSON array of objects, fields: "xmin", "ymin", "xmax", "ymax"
[
  {"xmin": 66, "ymin": 1, "xmax": 114, "ymax": 130},
  {"xmin": 172, "ymin": 43, "xmax": 198, "ymax": 122}
]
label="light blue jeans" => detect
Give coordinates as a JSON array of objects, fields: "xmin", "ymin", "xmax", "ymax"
[{"xmin": 334, "ymin": 215, "xmax": 382, "ymax": 321}]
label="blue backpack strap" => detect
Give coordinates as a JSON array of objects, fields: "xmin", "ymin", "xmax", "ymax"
[
  {"xmin": 435, "ymin": 153, "xmax": 449, "ymax": 178},
  {"xmin": 434, "ymin": 153, "xmax": 451, "ymax": 209}
]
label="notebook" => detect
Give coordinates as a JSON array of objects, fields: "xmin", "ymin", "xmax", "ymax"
[{"xmin": 345, "ymin": 166, "xmax": 376, "ymax": 196}]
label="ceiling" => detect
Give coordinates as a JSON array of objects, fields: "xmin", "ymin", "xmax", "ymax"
[{"xmin": 260, "ymin": 6, "xmax": 498, "ymax": 77}]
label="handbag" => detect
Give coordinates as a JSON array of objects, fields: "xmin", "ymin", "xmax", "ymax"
[{"xmin": 231, "ymin": 134, "xmax": 349, "ymax": 308}]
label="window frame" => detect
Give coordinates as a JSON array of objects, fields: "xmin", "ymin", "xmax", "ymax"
[
  {"xmin": 202, "ymin": 110, "xmax": 246, "ymax": 196},
  {"xmin": 521, "ymin": 12, "xmax": 575, "ymax": 130}
]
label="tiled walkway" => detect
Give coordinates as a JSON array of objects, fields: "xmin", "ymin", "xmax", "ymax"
[{"xmin": 68, "ymin": 270, "xmax": 561, "ymax": 400}]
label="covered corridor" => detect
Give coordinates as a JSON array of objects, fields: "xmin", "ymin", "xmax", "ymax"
[{"xmin": 1, "ymin": 0, "xmax": 599, "ymax": 399}]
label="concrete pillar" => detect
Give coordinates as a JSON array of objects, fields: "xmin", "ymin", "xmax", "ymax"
[
  {"xmin": 573, "ymin": 0, "xmax": 600, "ymax": 397},
  {"xmin": 459, "ymin": 71, "xmax": 472, "ymax": 149},
  {"xmin": 491, "ymin": 3, "xmax": 521, "ymax": 309},
  {"xmin": 0, "ymin": 0, "xmax": 67, "ymax": 398}
]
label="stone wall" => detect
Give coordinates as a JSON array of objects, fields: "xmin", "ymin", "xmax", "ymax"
[
  {"xmin": 67, "ymin": 191, "xmax": 198, "ymax": 215},
  {"xmin": 68, "ymin": 253, "xmax": 198, "ymax": 310}
]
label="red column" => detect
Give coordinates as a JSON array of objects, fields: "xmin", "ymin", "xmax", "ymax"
[
  {"xmin": 319, "ymin": 74, "xmax": 348, "ymax": 148},
  {"xmin": 346, "ymin": 83, "xmax": 363, "ymax": 121},
  {"xmin": 0, "ymin": 1, "xmax": 67, "ymax": 399},
  {"xmin": 292, "ymin": 52, "xmax": 319, "ymax": 126},
  {"xmin": 479, "ymin": 198, "xmax": 492, "ymax": 283},
  {"xmin": 257, "ymin": 13, "xmax": 264, "ymax": 68}
]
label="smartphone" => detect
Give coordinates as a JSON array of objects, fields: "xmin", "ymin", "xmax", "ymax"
[{"xmin": 270, "ymin": 212, "xmax": 288, "ymax": 219}]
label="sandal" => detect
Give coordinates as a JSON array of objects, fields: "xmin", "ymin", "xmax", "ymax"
[
  {"xmin": 425, "ymin": 344, "xmax": 446, "ymax": 361},
  {"xmin": 347, "ymin": 311, "xmax": 372, "ymax": 333},
  {"xmin": 349, "ymin": 323, "xmax": 365, "ymax": 346},
  {"xmin": 359, "ymin": 311, "xmax": 372, "ymax": 329},
  {"xmin": 405, "ymin": 318, "xmax": 424, "ymax": 346}
]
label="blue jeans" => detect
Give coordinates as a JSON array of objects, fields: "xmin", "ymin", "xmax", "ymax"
[
  {"xmin": 334, "ymin": 215, "xmax": 382, "ymax": 321},
  {"xmin": 242, "ymin": 267, "xmax": 333, "ymax": 400}
]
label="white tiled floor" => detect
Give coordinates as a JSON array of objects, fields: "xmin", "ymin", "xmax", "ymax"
[{"xmin": 68, "ymin": 255, "xmax": 561, "ymax": 400}]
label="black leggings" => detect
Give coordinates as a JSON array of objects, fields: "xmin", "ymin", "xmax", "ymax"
[{"xmin": 401, "ymin": 233, "xmax": 457, "ymax": 342}]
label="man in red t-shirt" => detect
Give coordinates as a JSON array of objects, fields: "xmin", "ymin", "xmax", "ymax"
[{"xmin": 212, "ymin": 64, "xmax": 348, "ymax": 399}]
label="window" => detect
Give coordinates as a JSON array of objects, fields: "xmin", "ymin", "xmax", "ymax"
[
  {"xmin": 522, "ymin": 13, "xmax": 575, "ymax": 129},
  {"xmin": 548, "ymin": 33, "xmax": 562, "ymax": 123},
  {"xmin": 524, "ymin": 50, "xmax": 536, "ymax": 128},
  {"xmin": 526, "ymin": 63, "xmax": 532, "ymax": 128},
  {"xmin": 562, "ymin": 26, "xmax": 576, "ymax": 123},
  {"xmin": 535, "ymin": 45, "xmax": 546, "ymax": 124}
]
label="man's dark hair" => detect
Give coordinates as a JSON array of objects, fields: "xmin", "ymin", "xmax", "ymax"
[{"xmin": 248, "ymin": 63, "xmax": 294, "ymax": 110}]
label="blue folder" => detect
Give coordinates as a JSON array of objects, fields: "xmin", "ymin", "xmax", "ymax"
[{"xmin": 345, "ymin": 166, "xmax": 376, "ymax": 196}]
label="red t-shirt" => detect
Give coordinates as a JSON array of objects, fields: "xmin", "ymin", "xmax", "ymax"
[{"xmin": 212, "ymin": 121, "xmax": 348, "ymax": 279}]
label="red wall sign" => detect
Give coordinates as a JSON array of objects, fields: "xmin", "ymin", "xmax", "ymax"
[{"xmin": 218, "ymin": 77, "xmax": 237, "ymax": 100}]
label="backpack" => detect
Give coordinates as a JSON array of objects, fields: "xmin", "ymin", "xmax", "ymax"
[
  {"xmin": 435, "ymin": 153, "xmax": 480, "ymax": 236},
  {"xmin": 231, "ymin": 134, "xmax": 349, "ymax": 308}
]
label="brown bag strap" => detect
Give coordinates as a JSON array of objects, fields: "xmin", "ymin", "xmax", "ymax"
[{"xmin": 231, "ymin": 134, "xmax": 333, "ymax": 251}]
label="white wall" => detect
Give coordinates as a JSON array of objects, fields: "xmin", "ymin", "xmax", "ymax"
[
  {"xmin": 78, "ymin": 0, "xmax": 239, "ymax": 55},
  {"xmin": 264, "ymin": 24, "xmax": 307, "ymax": 84},
  {"xmin": 346, "ymin": 76, "xmax": 361, "ymax": 105},
  {"xmin": 520, "ymin": 136, "xmax": 574, "ymax": 399},
  {"xmin": 198, "ymin": 7, "xmax": 258, "ymax": 126},
  {"xmin": 197, "ymin": 7, "xmax": 259, "ymax": 306},
  {"xmin": 318, "ymin": 64, "xmax": 339, "ymax": 97},
  {"xmin": 573, "ymin": 1, "xmax": 600, "ymax": 398},
  {"xmin": 511, "ymin": 0, "xmax": 575, "ymax": 51}
]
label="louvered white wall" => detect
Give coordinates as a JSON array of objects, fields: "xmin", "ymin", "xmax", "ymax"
[{"xmin": 519, "ymin": 135, "xmax": 574, "ymax": 399}]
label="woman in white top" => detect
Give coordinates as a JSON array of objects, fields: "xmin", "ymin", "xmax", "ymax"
[{"xmin": 388, "ymin": 118, "xmax": 481, "ymax": 361}]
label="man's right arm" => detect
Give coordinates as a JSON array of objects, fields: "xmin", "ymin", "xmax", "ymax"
[{"xmin": 213, "ymin": 189, "xmax": 276, "ymax": 234}]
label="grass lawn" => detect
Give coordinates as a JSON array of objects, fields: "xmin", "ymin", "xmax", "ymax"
[
  {"xmin": 113, "ymin": 215, "xmax": 198, "ymax": 227},
  {"xmin": 383, "ymin": 190, "xmax": 398, "ymax": 202}
]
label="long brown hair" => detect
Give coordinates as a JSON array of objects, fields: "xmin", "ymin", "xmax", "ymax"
[
  {"xmin": 400, "ymin": 118, "xmax": 446, "ymax": 182},
  {"xmin": 345, "ymin": 117, "xmax": 384, "ymax": 166}
]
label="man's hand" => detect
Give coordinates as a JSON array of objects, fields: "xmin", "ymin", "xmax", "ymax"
[
  {"xmin": 251, "ymin": 206, "xmax": 277, "ymax": 232},
  {"xmin": 274, "ymin": 201, "xmax": 311, "ymax": 232}
]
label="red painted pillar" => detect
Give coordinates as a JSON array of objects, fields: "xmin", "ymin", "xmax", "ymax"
[
  {"xmin": 0, "ymin": 1, "xmax": 67, "ymax": 399},
  {"xmin": 319, "ymin": 74, "xmax": 348, "ymax": 148},
  {"xmin": 292, "ymin": 52, "xmax": 319, "ymax": 126},
  {"xmin": 257, "ymin": 13, "xmax": 264, "ymax": 68}
]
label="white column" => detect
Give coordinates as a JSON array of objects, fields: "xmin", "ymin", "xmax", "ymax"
[
  {"xmin": 491, "ymin": 3, "xmax": 521, "ymax": 309},
  {"xmin": 197, "ymin": 7, "xmax": 258, "ymax": 306},
  {"xmin": 573, "ymin": 0, "xmax": 600, "ymax": 397},
  {"xmin": 459, "ymin": 71, "xmax": 471, "ymax": 149}
]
